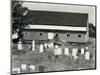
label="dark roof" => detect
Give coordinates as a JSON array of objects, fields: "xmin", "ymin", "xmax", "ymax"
[{"xmin": 26, "ymin": 10, "xmax": 88, "ymax": 27}]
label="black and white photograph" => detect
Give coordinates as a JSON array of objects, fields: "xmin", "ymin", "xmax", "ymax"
[{"xmin": 11, "ymin": 0, "xmax": 96, "ymax": 74}]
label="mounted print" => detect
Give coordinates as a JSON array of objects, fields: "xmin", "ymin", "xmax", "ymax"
[{"xmin": 11, "ymin": 0, "xmax": 96, "ymax": 74}]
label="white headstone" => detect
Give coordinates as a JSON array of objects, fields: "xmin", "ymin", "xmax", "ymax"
[
  {"xmin": 21, "ymin": 64, "xmax": 27, "ymax": 70},
  {"xmin": 81, "ymin": 48, "xmax": 85, "ymax": 54},
  {"xmin": 39, "ymin": 44, "xmax": 44, "ymax": 53},
  {"xmin": 74, "ymin": 56, "xmax": 78, "ymax": 60},
  {"xmin": 16, "ymin": 29, "xmax": 19, "ymax": 32},
  {"xmin": 85, "ymin": 51, "xmax": 90, "ymax": 60},
  {"xmin": 50, "ymin": 42, "xmax": 54, "ymax": 48},
  {"xmin": 44, "ymin": 43, "xmax": 47, "ymax": 49},
  {"xmin": 29, "ymin": 65, "xmax": 35, "ymax": 72},
  {"xmin": 48, "ymin": 33, "xmax": 54, "ymax": 40},
  {"xmin": 32, "ymin": 40, "xmax": 35, "ymax": 51},
  {"xmin": 12, "ymin": 67, "xmax": 20, "ymax": 73},
  {"xmin": 85, "ymin": 46, "xmax": 89, "ymax": 50},
  {"xmin": 12, "ymin": 33, "xmax": 18, "ymax": 39},
  {"xmin": 54, "ymin": 48, "xmax": 62, "ymax": 55},
  {"xmin": 64, "ymin": 48, "xmax": 69, "ymax": 56},
  {"xmin": 48, "ymin": 43, "xmax": 51, "ymax": 48},
  {"xmin": 72, "ymin": 48, "xmax": 78, "ymax": 56},
  {"xmin": 18, "ymin": 40, "xmax": 22, "ymax": 50},
  {"xmin": 48, "ymin": 42, "xmax": 54, "ymax": 48},
  {"xmin": 55, "ymin": 45, "xmax": 58, "ymax": 48}
]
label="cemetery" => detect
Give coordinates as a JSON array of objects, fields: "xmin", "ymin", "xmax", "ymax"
[
  {"xmin": 11, "ymin": 1, "xmax": 96, "ymax": 74},
  {"xmin": 11, "ymin": 37, "xmax": 95, "ymax": 74}
]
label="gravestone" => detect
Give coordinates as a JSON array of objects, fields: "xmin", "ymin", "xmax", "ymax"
[
  {"xmin": 48, "ymin": 42, "xmax": 54, "ymax": 48},
  {"xmin": 74, "ymin": 56, "xmax": 78, "ymax": 60},
  {"xmin": 18, "ymin": 40, "xmax": 22, "ymax": 50},
  {"xmin": 85, "ymin": 51, "xmax": 90, "ymax": 60},
  {"xmin": 48, "ymin": 32, "xmax": 54, "ymax": 40},
  {"xmin": 55, "ymin": 45, "xmax": 58, "ymax": 48},
  {"xmin": 39, "ymin": 66, "xmax": 44, "ymax": 72},
  {"xmin": 39, "ymin": 44, "xmax": 44, "ymax": 53},
  {"xmin": 54, "ymin": 48, "xmax": 62, "ymax": 55},
  {"xmin": 44, "ymin": 43, "xmax": 47, "ymax": 49},
  {"xmin": 50, "ymin": 42, "xmax": 54, "ymax": 48},
  {"xmin": 21, "ymin": 64, "xmax": 27, "ymax": 71},
  {"xmin": 12, "ymin": 33, "xmax": 18, "ymax": 39},
  {"xmin": 48, "ymin": 43, "xmax": 51, "ymax": 48},
  {"xmin": 29, "ymin": 65, "xmax": 35, "ymax": 72},
  {"xmin": 85, "ymin": 46, "xmax": 89, "ymax": 50},
  {"xmin": 72, "ymin": 48, "xmax": 78, "ymax": 56},
  {"xmin": 64, "ymin": 48, "xmax": 69, "ymax": 56},
  {"xmin": 32, "ymin": 40, "xmax": 35, "ymax": 51},
  {"xmin": 29, "ymin": 44, "xmax": 32, "ymax": 50},
  {"xmin": 81, "ymin": 48, "xmax": 85, "ymax": 54},
  {"xmin": 12, "ymin": 67, "xmax": 20, "ymax": 74}
]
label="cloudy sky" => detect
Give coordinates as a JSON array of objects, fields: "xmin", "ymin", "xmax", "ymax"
[{"xmin": 22, "ymin": 1, "xmax": 96, "ymax": 26}]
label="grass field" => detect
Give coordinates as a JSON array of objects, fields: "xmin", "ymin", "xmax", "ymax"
[{"xmin": 11, "ymin": 37, "xmax": 96, "ymax": 74}]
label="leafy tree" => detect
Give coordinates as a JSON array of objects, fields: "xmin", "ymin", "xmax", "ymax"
[
  {"xmin": 12, "ymin": 1, "xmax": 29, "ymax": 42},
  {"xmin": 89, "ymin": 23, "xmax": 96, "ymax": 38}
]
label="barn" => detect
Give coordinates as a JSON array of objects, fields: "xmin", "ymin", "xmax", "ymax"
[{"xmin": 23, "ymin": 10, "xmax": 88, "ymax": 43}]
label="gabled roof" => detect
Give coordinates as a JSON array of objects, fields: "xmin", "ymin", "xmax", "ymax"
[{"xmin": 26, "ymin": 10, "xmax": 88, "ymax": 27}]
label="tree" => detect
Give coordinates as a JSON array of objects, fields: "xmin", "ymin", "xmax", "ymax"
[
  {"xmin": 89, "ymin": 23, "xmax": 96, "ymax": 38},
  {"xmin": 12, "ymin": 1, "xmax": 29, "ymax": 42}
]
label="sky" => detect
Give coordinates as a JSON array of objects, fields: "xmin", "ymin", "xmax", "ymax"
[{"xmin": 22, "ymin": 1, "xmax": 96, "ymax": 26}]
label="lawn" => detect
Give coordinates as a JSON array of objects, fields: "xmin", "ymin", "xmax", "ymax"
[{"xmin": 11, "ymin": 37, "xmax": 96, "ymax": 74}]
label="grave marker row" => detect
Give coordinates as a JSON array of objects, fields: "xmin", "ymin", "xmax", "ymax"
[
  {"xmin": 53, "ymin": 47, "xmax": 90, "ymax": 60},
  {"xmin": 17, "ymin": 40, "xmax": 90, "ymax": 60},
  {"xmin": 12, "ymin": 64, "xmax": 36, "ymax": 73}
]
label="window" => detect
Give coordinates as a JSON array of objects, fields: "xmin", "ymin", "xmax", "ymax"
[
  {"xmin": 39, "ymin": 32, "xmax": 43, "ymax": 36},
  {"xmin": 55, "ymin": 33, "xmax": 59, "ymax": 37},
  {"xmin": 78, "ymin": 34, "xmax": 81, "ymax": 38},
  {"xmin": 67, "ymin": 34, "xmax": 70, "ymax": 37}
]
